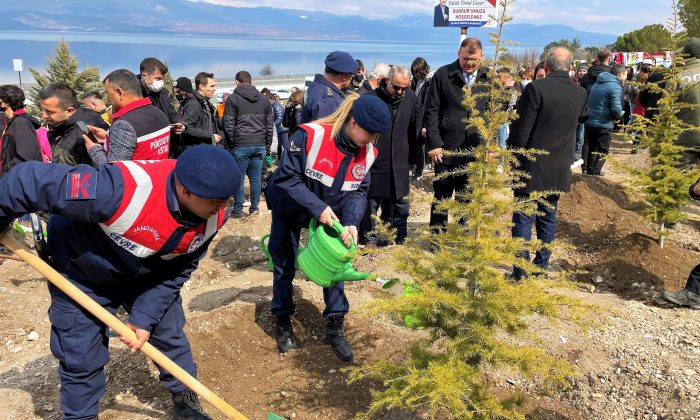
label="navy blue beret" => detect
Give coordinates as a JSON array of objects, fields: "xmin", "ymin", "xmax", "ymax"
[
  {"xmin": 175, "ymin": 145, "xmax": 241, "ymax": 199},
  {"xmin": 324, "ymin": 51, "xmax": 358, "ymax": 74},
  {"xmin": 351, "ymin": 95, "xmax": 392, "ymax": 133}
]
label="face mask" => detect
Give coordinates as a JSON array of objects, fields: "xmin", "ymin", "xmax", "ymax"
[
  {"xmin": 521, "ymin": 80, "xmax": 531, "ymax": 87},
  {"xmin": 147, "ymin": 79, "xmax": 165, "ymax": 92}
]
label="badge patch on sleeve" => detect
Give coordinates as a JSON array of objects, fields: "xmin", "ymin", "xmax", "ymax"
[{"xmin": 65, "ymin": 171, "xmax": 97, "ymax": 200}]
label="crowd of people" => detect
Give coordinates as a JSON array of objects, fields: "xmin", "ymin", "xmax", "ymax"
[{"xmin": 0, "ymin": 36, "xmax": 697, "ymax": 419}]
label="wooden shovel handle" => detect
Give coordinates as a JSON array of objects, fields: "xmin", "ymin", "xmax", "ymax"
[{"xmin": 1, "ymin": 233, "xmax": 248, "ymax": 420}]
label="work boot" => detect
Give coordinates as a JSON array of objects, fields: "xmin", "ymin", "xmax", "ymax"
[
  {"xmin": 662, "ymin": 288, "xmax": 700, "ymax": 310},
  {"xmin": 276, "ymin": 316, "xmax": 298, "ymax": 353},
  {"xmin": 323, "ymin": 314, "xmax": 353, "ymax": 362},
  {"xmin": 172, "ymin": 389, "xmax": 212, "ymax": 420}
]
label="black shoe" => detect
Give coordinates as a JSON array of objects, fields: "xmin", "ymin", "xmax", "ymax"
[
  {"xmin": 276, "ymin": 316, "xmax": 298, "ymax": 353},
  {"xmin": 662, "ymin": 289, "xmax": 700, "ymax": 310},
  {"xmin": 172, "ymin": 389, "xmax": 212, "ymax": 420},
  {"xmin": 323, "ymin": 314, "xmax": 353, "ymax": 362},
  {"xmin": 231, "ymin": 211, "xmax": 245, "ymax": 219}
]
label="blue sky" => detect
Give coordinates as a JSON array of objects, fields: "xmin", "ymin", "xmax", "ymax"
[{"xmin": 193, "ymin": 0, "xmax": 676, "ymax": 34}]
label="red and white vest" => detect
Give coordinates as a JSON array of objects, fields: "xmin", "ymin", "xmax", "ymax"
[
  {"xmin": 100, "ymin": 160, "xmax": 225, "ymax": 259},
  {"xmin": 300, "ymin": 123, "xmax": 377, "ymax": 191},
  {"xmin": 106, "ymin": 98, "xmax": 171, "ymax": 160}
]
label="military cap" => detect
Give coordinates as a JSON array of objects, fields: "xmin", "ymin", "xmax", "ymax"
[
  {"xmin": 175, "ymin": 145, "xmax": 241, "ymax": 199},
  {"xmin": 351, "ymin": 95, "xmax": 392, "ymax": 133},
  {"xmin": 325, "ymin": 51, "xmax": 358, "ymax": 74}
]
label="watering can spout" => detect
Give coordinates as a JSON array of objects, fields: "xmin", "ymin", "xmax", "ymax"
[{"xmin": 332, "ymin": 266, "xmax": 371, "ymax": 282}]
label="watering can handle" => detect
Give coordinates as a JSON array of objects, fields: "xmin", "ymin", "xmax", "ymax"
[
  {"xmin": 331, "ymin": 220, "xmax": 353, "ymax": 249},
  {"xmin": 260, "ymin": 234, "xmax": 271, "ymax": 259},
  {"xmin": 310, "ymin": 218, "xmax": 354, "ymax": 249}
]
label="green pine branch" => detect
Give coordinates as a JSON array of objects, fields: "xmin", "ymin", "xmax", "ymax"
[{"xmin": 346, "ymin": 1, "xmax": 596, "ymax": 418}]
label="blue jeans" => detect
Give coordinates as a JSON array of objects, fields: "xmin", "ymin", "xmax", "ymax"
[
  {"xmin": 498, "ymin": 123, "xmax": 510, "ymax": 149},
  {"xmin": 511, "ymin": 194, "xmax": 559, "ymax": 279},
  {"xmin": 575, "ymin": 123, "xmax": 585, "ymax": 158},
  {"xmin": 233, "ymin": 146, "xmax": 266, "ymax": 214}
]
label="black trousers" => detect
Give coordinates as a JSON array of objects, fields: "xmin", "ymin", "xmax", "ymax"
[
  {"xmin": 360, "ymin": 196, "xmax": 410, "ymax": 244},
  {"xmin": 685, "ymin": 263, "xmax": 700, "ymax": 294},
  {"xmin": 584, "ymin": 125, "xmax": 612, "ymax": 175},
  {"xmin": 429, "ymin": 162, "xmax": 469, "ymax": 230}
]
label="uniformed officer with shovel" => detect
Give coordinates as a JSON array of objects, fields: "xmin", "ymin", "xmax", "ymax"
[
  {"xmin": 266, "ymin": 94, "xmax": 391, "ymax": 361},
  {"xmin": 0, "ymin": 145, "xmax": 240, "ymax": 419}
]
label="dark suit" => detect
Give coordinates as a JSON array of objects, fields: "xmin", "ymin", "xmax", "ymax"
[
  {"xmin": 507, "ymin": 70, "xmax": 589, "ymax": 278},
  {"xmin": 434, "ymin": 4, "xmax": 449, "ymax": 26},
  {"xmin": 359, "ymin": 86, "xmax": 417, "ymax": 245},
  {"xmin": 424, "ymin": 60, "xmax": 490, "ymax": 229}
]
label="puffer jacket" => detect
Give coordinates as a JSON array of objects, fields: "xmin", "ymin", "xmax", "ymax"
[
  {"xmin": 586, "ymin": 71, "xmax": 623, "ymax": 130},
  {"xmin": 677, "ymin": 58, "xmax": 700, "ymax": 151},
  {"xmin": 223, "ymin": 84, "xmax": 273, "ymax": 152}
]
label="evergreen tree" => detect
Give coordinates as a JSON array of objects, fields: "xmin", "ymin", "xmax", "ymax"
[
  {"xmin": 540, "ymin": 38, "xmax": 581, "ymax": 60},
  {"xmin": 679, "ymin": 0, "xmax": 699, "ymax": 37},
  {"xmin": 613, "ymin": 24, "xmax": 673, "ymax": 52},
  {"xmin": 617, "ymin": 3, "xmax": 700, "ymax": 248},
  {"xmin": 347, "ymin": 1, "xmax": 593, "ymax": 418},
  {"xmin": 27, "ymin": 39, "xmax": 102, "ymax": 114}
]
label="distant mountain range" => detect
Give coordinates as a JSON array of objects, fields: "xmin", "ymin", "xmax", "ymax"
[{"xmin": 0, "ymin": 0, "xmax": 615, "ymax": 48}]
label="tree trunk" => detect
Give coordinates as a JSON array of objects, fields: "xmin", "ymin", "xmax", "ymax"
[{"xmin": 658, "ymin": 221, "xmax": 665, "ymax": 249}]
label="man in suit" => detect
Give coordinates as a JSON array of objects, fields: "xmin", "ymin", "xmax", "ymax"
[
  {"xmin": 424, "ymin": 37, "xmax": 490, "ymax": 231},
  {"xmin": 434, "ymin": 0, "xmax": 449, "ymax": 27},
  {"xmin": 507, "ymin": 46, "xmax": 589, "ymax": 279}
]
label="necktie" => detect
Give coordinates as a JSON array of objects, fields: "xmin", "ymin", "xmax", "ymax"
[{"xmin": 466, "ymin": 74, "xmax": 473, "ymax": 86}]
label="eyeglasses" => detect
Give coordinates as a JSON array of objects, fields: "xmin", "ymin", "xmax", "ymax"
[{"xmin": 392, "ymin": 83, "xmax": 409, "ymax": 93}]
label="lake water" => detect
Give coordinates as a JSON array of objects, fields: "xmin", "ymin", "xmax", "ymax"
[{"xmin": 0, "ymin": 31, "xmax": 500, "ymax": 84}]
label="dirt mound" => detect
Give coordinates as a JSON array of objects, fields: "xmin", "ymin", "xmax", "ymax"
[{"xmin": 557, "ymin": 175, "xmax": 697, "ymax": 302}]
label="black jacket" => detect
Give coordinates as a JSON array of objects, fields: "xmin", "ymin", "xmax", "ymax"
[
  {"xmin": 282, "ymin": 105, "xmax": 303, "ymax": 135},
  {"xmin": 365, "ymin": 85, "xmax": 417, "ymax": 198},
  {"xmin": 179, "ymin": 92, "xmax": 219, "ymax": 149},
  {"xmin": 138, "ymin": 76, "xmax": 180, "ymax": 124},
  {"xmin": 638, "ymin": 69, "xmax": 666, "ymax": 121},
  {"xmin": 424, "ymin": 60, "xmax": 490, "ymax": 166},
  {"xmin": 580, "ymin": 64, "xmax": 611, "ymax": 94},
  {"xmin": 48, "ymin": 107, "xmax": 110, "ymax": 166},
  {"xmin": 223, "ymin": 84, "xmax": 273, "ymax": 152},
  {"xmin": 1, "ymin": 111, "xmax": 42, "ymax": 176},
  {"xmin": 507, "ymin": 71, "xmax": 589, "ymax": 195},
  {"xmin": 412, "ymin": 77, "xmax": 431, "ymax": 142}
]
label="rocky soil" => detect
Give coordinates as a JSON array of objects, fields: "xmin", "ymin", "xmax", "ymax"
[{"xmin": 0, "ymin": 138, "xmax": 698, "ymax": 419}]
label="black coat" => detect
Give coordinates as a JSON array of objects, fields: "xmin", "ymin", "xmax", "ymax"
[
  {"xmin": 579, "ymin": 64, "xmax": 611, "ymax": 94},
  {"xmin": 365, "ymin": 86, "xmax": 417, "ymax": 198},
  {"xmin": 179, "ymin": 92, "xmax": 219, "ymax": 149},
  {"xmin": 424, "ymin": 60, "xmax": 490, "ymax": 166},
  {"xmin": 138, "ymin": 76, "xmax": 180, "ymax": 124},
  {"xmin": 48, "ymin": 107, "xmax": 110, "ymax": 166},
  {"xmin": 507, "ymin": 71, "xmax": 589, "ymax": 195},
  {"xmin": 1, "ymin": 111, "xmax": 42, "ymax": 176},
  {"xmin": 223, "ymin": 84, "xmax": 273, "ymax": 151}
]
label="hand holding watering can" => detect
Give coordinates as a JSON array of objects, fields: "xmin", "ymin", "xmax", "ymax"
[
  {"xmin": 318, "ymin": 206, "xmax": 357, "ymax": 248},
  {"xmin": 261, "ymin": 207, "xmax": 370, "ymax": 288}
]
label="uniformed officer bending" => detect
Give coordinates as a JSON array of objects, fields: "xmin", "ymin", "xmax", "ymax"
[
  {"xmin": 302, "ymin": 50, "xmax": 358, "ymax": 123},
  {"xmin": 0, "ymin": 145, "xmax": 240, "ymax": 419},
  {"xmin": 267, "ymin": 95, "xmax": 391, "ymax": 361}
]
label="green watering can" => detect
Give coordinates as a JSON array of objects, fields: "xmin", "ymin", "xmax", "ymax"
[{"xmin": 261, "ymin": 219, "xmax": 371, "ymax": 287}]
